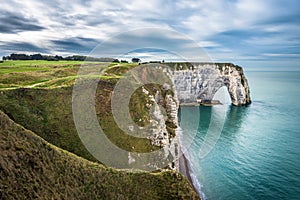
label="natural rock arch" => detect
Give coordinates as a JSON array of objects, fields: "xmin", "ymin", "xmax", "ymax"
[{"xmin": 172, "ymin": 63, "xmax": 251, "ymax": 106}]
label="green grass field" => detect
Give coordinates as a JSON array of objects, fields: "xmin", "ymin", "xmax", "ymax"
[
  {"xmin": 0, "ymin": 60, "xmax": 82, "ymax": 74},
  {"xmin": 0, "ymin": 60, "xmax": 138, "ymax": 89},
  {"xmin": 0, "ymin": 60, "xmax": 82, "ymax": 89}
]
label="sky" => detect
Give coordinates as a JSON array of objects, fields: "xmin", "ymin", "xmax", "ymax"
[{"xmin": 0, "ymin": 0, "xmax": 299, "ymax": 70}]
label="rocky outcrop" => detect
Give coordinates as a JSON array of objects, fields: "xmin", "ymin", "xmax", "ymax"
[
  {"xmin": 141, "ymin": 85, "xmax": 180, "ymax": 170},
  {"xmin": 172, "ymin": 63, "xmax": 251, "ymax": 106}
]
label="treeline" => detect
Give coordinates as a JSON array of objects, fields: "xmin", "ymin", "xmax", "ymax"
[{"xmin": 2, "ymin": 53, "xmax": 118, "ymax": 62}]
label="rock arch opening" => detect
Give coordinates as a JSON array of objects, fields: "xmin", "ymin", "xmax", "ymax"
[{"xmin": 212, "ymin": 86, "xmax": 232, "ymax": 105}]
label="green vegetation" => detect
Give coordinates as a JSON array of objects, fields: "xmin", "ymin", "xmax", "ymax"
[
  {"xmin": 0, "ymin": 60, "xmax": 79, "ymax": 89},
  {"xmin": 0, "ymin": 61, "xmax": 161, "ymax": 154},
  {"xmin": 0, "ymin": 60, "xmax": 197, "ymax": 199},
  {"xmin": 0, "ymin": 61, "xmax": 178, "ymax": 154},
  {"xmin": 0, "ymin": 111, "xmax": 199, "ymax": 199},
  {"xmin": 102, "ymin": 63, "xmax": 138, "ymax": 76},
  {"xmin": 0, "ymin": 60, "xmax": 101, "ymax": 89},
  {"xmin": 0, "ymin": 87, "xmax": 97, "ymax": 161},
  {"xmin": 0, "ymin": 60, "xmax": 83, "ymax": 68},
  {"xmin": 0, "ymin": 61, "xmax": 139, "ymax": 89}
]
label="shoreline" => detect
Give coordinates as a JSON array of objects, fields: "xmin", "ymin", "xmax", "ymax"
[
  {"xmin": 179, "ymin": 151, "xmax": 205, "ymax": 200},
  {"xmin": 180, "ymin": 100, "xmax": 223, "ymax": 107}
]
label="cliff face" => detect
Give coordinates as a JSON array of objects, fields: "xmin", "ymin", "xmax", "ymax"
[
  {"xmin": 142, "ymin": 86, "xmax": 180, "ymax": 170},
  {"xmin": 131, "ymin": 62, "xmax": 251, "ymax": 170},
  {"xmin": 172, "ymin": 63, "xmax": 251, "ymax": 106}
]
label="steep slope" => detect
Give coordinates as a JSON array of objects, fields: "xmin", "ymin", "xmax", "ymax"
[
  {"xmin": 0, "ymin": 79, "xmax": 178, "ymax": 168},
  {"xmin": 0, "ymin": 110, "xmax": 199, "ymax": 199}
]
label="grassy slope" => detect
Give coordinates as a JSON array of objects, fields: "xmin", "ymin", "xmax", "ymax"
[
  {"xmin": 0, "ymin": 60, "xmax": 110, "ymax": 89},
  {"xmin": 0, "ymin": 87, "xmax": 98, "ymax": 162},
  {"xmin": 0, "ymin": 110, "xmax": 199, "ymax": 200},
  {"xmin": 0, "ymin": 61, "xmax": 161, "ymax": 159},
  {"xmin": 0, "ymin": 60, "xmax": 80, "ymax": 89}
]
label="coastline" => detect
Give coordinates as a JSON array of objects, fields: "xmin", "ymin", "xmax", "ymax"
[
  {"xmin": 180, "ymin": 100, "xmax": 222, "ymax": 107},
  {"xmin": 179, "ymin": 150, "xmax": 205, "ymax": 200}
]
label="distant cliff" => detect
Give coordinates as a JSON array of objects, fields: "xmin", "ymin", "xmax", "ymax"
[{"xmin": 171, "ymin": 63, "xmax": 251, "ymax": 106}]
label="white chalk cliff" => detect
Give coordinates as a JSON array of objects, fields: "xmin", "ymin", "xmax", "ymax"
[
  {"xmin": 144, "ymin": 63, "xmax": 251, "ymax": 169},
  {"xmin": 172, "ymin": 63, "xmax": 251, "ymax": 106},
  {"xmin": 125, "ymin": 63, "xmax": 251, "ymax": 171}
]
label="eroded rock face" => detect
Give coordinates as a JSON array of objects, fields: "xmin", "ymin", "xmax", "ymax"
[
  {"xmin": 172, "ymin": 63, "xmax": 251, "ymax": 106},
  {"xmin": 125, "ymin": 84, "xmax": 180, "ymax": 171}
]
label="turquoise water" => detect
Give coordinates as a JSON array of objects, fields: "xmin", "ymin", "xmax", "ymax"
[{"xmin": 180, "ymin": 72, "xmax": 300, "ymax": 200}]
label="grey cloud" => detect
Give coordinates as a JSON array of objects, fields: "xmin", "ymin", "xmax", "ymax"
[
  {"xmin": 51, "ymin": 37, "xmax": 100, "ymax": 54},
  {"xmin": 85, "ymin": 16, "xmax": 115, "ymax": 26},
  {"xmin": 0, "ymin": 41, "xmax": 50, "ymax": 53},
  {"xmin": 89, "ymin": 28, "xmax": 210, "ymax": 60},
  {"xmin": 0, "ymin": 11, "xmax": 45, "ymax": 33}
]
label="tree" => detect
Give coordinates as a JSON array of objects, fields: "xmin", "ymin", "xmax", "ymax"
[
  {"xmin": 31, "ymin": 54, "xmax": 43, "ymax": 60},
  {"xmin": 131, "ymin": 58, "xmax": 141, "ymax": 63},
  {"xmin": 54, "ymin": 55, "xmax": 63, "ymax": 60}
]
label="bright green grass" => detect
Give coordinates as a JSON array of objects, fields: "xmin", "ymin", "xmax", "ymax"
[
  {"xmin": 0, "ymin": 60, "xmax": 114, "ymax": 74},
  {"xmin": 0, "ymin": 60, "xmax": 76, "ymax": 74},
  {"xmin": 0, "ymin": 60, "xmax": 83, "ymax": 68},
  {"xmin": 0, "ymin": 60, "xmax": 123, "ymax": 89}
]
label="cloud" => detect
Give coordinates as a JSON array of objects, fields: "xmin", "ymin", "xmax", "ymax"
[
  {"xmin": 0, "ymin": 41, "xmax": 50, "ymax": 53},
  {"xmin": 263, "ymin": 53, "xmax": 300, "ymax": 58},
  {"xmin": 0, "ymin": 0, "xmax": 299, "ymax": 70},
  {"xmin": 0, "ymin": 11, "xmax": 45, "ymax": 33},
  {"xmin": 88, "ymin": 28, "xmax": 211, "ymax": 62},
  {"xmin": 51, "ymin": 37, "xmax": 100, "ymax": 54}
]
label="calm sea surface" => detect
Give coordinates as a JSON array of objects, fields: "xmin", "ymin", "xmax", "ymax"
[{"xmin": 179, "ymin": 71, "xmax": 300, "ymax": 200}]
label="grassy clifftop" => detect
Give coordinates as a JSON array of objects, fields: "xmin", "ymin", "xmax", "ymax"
[
  {"xmin": 0, "ymin": 60, "xmax": 198, "ymax": 199},
  {"xmin": 0, "ymin": 110, "xmax": 199, "ymax": 199}
]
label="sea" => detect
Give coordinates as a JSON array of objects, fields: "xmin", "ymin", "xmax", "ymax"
[{"xmin": 179, "ymin": 71, "xmax": 300, "ymax": 200}]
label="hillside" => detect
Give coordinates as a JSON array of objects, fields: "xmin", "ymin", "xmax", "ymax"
[
  {"xmin": 0, "ymin": 61, "xmax": 177, "ymax": 161},
  {"xmin": 0, "ymin": 110, "xmax": 199, "ymax": 199}
]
